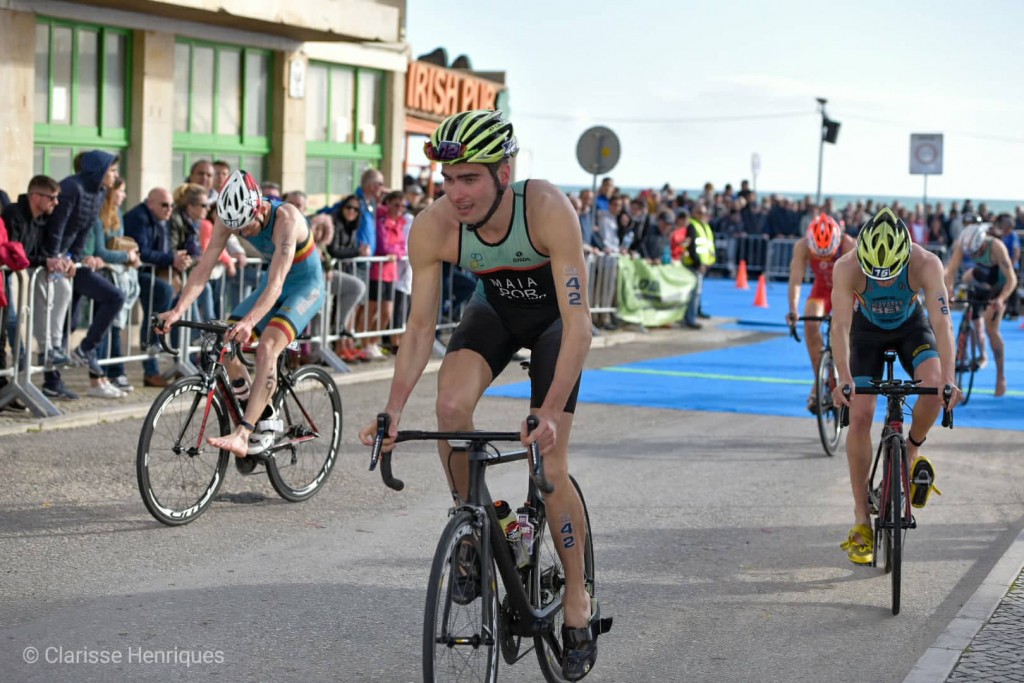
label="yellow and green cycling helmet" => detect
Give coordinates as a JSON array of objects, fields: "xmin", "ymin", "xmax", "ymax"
[
  {"xmin": 424, "ymin": 109, "xmax": 518, "ymax": 165},
  {"xmin": 856, "ymin": 208, "xmax": 912, "ymax": 280}
]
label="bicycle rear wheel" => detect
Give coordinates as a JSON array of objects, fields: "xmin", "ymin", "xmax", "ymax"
[
  {"xmin": 137, "ymin": 378, "xmax": 230, "ymax": 526},
  {"xmin": 423, "ymin": 510, "xmax": 498, "ymax": 683},
  {"xmin": 814, "ymin": 348, "xmax": 842, "ymax": 457},
  {"xmin": 954, "ymin": 315, "xmax": 977, "ymax": 405},
  {"xmin": 265, "ymin": 366, "xmax": 342, "ymax": 502},
  {"xmin": 533, "ymin": 475, "xmax": 595, "ymax": 683},
  {"xmin": 889, "ymin": 439, "xmax": 905, "ymax": 615}
]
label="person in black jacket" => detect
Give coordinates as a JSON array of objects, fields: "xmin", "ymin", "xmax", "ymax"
[
  {"xmin": 323, "ymin": 194, "xmax": 367, "ymax": 361},
  {"xmin": 42, "ymin": 151, "xmax": 124, "ymax": 399}
]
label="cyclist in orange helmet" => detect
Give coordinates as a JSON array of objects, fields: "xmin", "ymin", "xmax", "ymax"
[{"xmin": 786, "ymin": 212, "xmax": 856, "ymax": 413}]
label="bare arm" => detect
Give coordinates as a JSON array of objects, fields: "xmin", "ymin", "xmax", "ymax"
[
  {"xmin": 787, "ymin": 240, "xmax": 808, "ymax": 320},
  {"xmin": 529, "ymin": 181, "xmax": 593, "ymax": 419},
  {"xmin": 916, "ymin": 249, "xmax": 957, "ymax": 393},
  {"xmin": 943, "ymin": 241, "xmax": 963, "ymax": 294},
  {"xmin": 830, "ymin": 254, "xmax": 857, "ymax": 403},
  {"xmin": 384, "ymin": 212, "xmax": 444, "ymax": 416},
  {"xmin": 169, "ymin": 220, "xmax": 231, "ymax": 317},
  {"xmin": 991, "ymin": 240, "xmax": 1018, "ymax": 305}
]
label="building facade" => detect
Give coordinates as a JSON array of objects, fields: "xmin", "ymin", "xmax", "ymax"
[{"xmin": 0, "ymin": 0, "xmax": 409, "ymax": 207}]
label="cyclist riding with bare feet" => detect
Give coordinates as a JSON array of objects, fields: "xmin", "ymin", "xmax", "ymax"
[
  {"xmin": 831, "ymin": 208, "xmax": 962, "ymax": 565},
  {"xmin": 357, "ymin": 109, "xmax": 601, "ymax": 680},
  {"xmin": 158, "ymin": 170, "xmax": 325, "ymax": 460}
]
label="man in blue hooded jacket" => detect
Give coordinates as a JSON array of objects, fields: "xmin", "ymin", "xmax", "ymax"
[{"xmin": 41, "ymin": 150, "xmax": 124, "ymax": 399}]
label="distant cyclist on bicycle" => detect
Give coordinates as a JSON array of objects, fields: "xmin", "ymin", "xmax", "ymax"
[
  {"xmin": 158, "ymin": 170, "xmax": 325, "ymax": 458},
  {"xmin": 942, "ymin": 222, "xmax": 1017, "ymax": 397},
  {"xmin": 830, "ymin": 208, "xmax": 962, "ymax": 565},
  {"xmin": 785, "ymin": 212, "xmax": 856, "ymax": 413},
  {"xmin": 356, "ymin": 109, "xmax": 600, "ymax": 680}
]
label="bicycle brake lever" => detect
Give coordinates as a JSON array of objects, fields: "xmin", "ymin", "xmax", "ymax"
[
  {"xmin": 941, "ymin": 385, "xmax": 954, "ymax": 429},
  {"xmin": 369, "ymin": 412, "xmax": 388, "ymax": 472},
  {"xmin": 839, "ymin": 385, "xmax": 852, "ymax": 428},
  {"xmin": 526, "ymin": 415, "xmax": 554, "ymax": 494}
]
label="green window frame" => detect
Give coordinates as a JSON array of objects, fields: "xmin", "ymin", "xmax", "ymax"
[
  {"xmin": 305, "ymin": 61, "xmax": 385, "ymax": 209},
  {"xmin": 172, "ymin": 38, "xmax": 272, "ymax": 182},
  {"xmin": 33, "ymin": 17, "xmax": 131, "ymax": 177}
]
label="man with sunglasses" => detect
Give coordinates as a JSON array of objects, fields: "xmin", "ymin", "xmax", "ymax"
[
  {"xmin": 1, "ymin": 176, "xmax": 61, "ymax": 407},
  {"xmin": 124, "ymin": 187, "xmax": 191, "ymax": 387},
  {"xmin": 358, "ymin": 109, "xmax": 607, "ymax": 681}
]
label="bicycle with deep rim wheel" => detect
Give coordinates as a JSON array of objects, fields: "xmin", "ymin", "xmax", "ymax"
[
  {"xmin": 136, "ymin": 319, "xmax": 342, "ymax": 526},
  {"xmin": 368, "ymin": 413, "xmax": 612, "ymax": 683},
  {"xmin": 789, "ymin": 314, "xmax": 842, "ymax": 456},
  {"xmin": 840, "ymin": 350, "xmax": 953, "ymax": 615}
]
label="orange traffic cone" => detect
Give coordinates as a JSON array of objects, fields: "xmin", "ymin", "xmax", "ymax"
[
  {"xmin": 753, "ymin": 274, "xmax": 768, "ymax": 308},
  {"xmin": 735, "ymin": 259, "xmax": 749, "ymax": 290}
]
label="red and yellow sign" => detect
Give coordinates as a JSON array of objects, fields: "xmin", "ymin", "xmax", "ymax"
[{"xmin": 405, "ymin": 60, "xmax": 502, "ymax": 119}]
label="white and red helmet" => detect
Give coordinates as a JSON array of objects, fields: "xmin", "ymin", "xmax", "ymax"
[
  {"xmin": 806, "ymin": 212, "xmax": 842, "ymax": 258},
  {"xmin": 217, "ymin": 169, "xmax": 261, "ymax": 230}
]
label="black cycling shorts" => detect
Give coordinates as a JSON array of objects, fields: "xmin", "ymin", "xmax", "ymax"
[
  {"xmin": 445, "ymin": 299, "xmax": 582, "ymax": 414},
  {"xmin": 849, "ymin": 306, "xmax": 939, "ymax": 387}
]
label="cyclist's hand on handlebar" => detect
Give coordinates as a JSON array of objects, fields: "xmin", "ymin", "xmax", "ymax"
[
  {"xmin": 943, "ymin": 381, "xmax": 963, "ymax": 411},
  {"xmin": 833, "ymin": 380, "xmax": 854, "ymax": 408},
  {"xmin": 359, "ymin": 410, "xmax": 400, "ymax": 450},
  {"xmin": 225, "ymin": 317, "xmax": 255, "ymax": 344},
  {"xmin": 154, "ymin": 309, "xmax": 182, "ymax": 335},
  {"xmin": 521, "ymin": 410, "xmax": 557, "ymax": 456},
  {"xmin": 785, "ymin": 312, "xmax": 798, "ymax": 326}
]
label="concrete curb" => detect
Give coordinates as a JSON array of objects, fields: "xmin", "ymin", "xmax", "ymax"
[{"xmin": 903, "ymin": 527, "xmax": 1024, "ymax": 682}]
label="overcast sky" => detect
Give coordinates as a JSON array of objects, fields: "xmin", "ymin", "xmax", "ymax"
[{"xmin": 406, "ymin": 0, "xmax": 1024, "ymax": 202}]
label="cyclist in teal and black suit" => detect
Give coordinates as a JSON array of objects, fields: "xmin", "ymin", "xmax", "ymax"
[
  {"xmin": 830, "ymin": 208, "xmax": 962, "ymax": 566},
  {"xmin": 159, "ymin": 170, "xmax": 325, "ymax": 460},
  {"xmin": 942, "ymin": 222, "xmax": 1017, "ymax": 397},
  {"xmin": 358, "ymin": 109, "xmax": 602, "ymax": 680}
]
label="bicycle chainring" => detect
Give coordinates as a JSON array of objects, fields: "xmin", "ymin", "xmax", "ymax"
[{"xmin": 498, "ymin": 595, "xmax": 522, "ymax": 665}]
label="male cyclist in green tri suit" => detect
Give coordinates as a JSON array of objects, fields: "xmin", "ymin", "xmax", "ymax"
[
  {"xmin": 357, "ymin": 109, "xmax": 604, "ymax": 680},
  {"xmin": 830, "ymin": 208, "xmax": 962, "ymax": 566}
]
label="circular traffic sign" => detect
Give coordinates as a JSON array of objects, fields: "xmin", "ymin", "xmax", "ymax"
[
  {"xmin": 576, "ymin": 126, "xmax": 620, "ymax": 175},
  {"xmin": 914, "ymin": 142, "xmax": 938, "ymax": 165}
]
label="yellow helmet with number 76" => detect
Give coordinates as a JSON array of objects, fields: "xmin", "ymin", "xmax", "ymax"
[{"xmin": 856, "ymin": 208, "xmax": 912, "ymax": 280}]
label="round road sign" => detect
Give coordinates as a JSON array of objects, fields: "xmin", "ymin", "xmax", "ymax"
[{"xmin": 576, "ymin": 126, "xmax": 621, "ymax": 175}]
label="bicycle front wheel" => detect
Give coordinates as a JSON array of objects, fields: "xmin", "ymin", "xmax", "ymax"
[
  {"xmin": 137, "ymin": 378, "xmax": 230, "ymax": 526},
  {"xmin": 889, "ymin": 439, "xmax": 905, "ymax": 615},
  {"xmin": 533, "ymin": 475, "xmax": 595, "ymax": 683},
  {"xmin": 265, "ymin": 366, "xmax": 342, "ymax": 502},
  {"xmin": 955, "ymin": 315, "xmax": 977, "ymax": 405},
  {"xmin": 814, "ymin": 348, "xmax": 842, "ymax": 457},
  {"xmin": 423, "ymin": 510, "xmax": 498, "ymax": 683}
]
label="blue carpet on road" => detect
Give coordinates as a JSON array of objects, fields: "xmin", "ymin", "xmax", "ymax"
[{"xmin": 486, "ymin": 279, "xmax": 1024, "ymax": 431}]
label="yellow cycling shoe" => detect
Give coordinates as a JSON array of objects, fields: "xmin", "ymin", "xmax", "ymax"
[
  {"xmin": 910, "ymin": 456, "xmax": 942, "ymax": 509},
  {"xmin": 840, "ymin": 524, "xmax": 874, "ymax": 565}
]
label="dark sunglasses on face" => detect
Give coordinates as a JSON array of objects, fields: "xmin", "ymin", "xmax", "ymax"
[
  {"xmin": 342, "ymin": 205, "xmax": 360, "ymax": 211},
  {"xmin": 159, "ymin": 202, "xmax": 173, "ymax": 209},
  {"xmin": 32, "ymin": 191, "xmax": 59, "ymax": 201}
]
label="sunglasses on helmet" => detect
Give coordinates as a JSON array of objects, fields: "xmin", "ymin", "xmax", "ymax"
[{"xmin": 423, "ymin": 140, "xmax": 466, "ymax": 162}]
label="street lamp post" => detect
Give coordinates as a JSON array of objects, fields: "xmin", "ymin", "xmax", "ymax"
[{"xmin": 815, "ymin": 97, "xmax": 827, "ymax": 206}]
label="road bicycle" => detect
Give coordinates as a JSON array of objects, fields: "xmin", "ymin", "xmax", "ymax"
[
  {"xmin": 137, "ymin": 319, "xmax": 342, "ymax": 526},
  {"xmin": 841, "ymin": 350, "xmax": 952, "ymax": 615},
  {"xmin": 953, "ymin": 282, "xmax": 992, "ymax": 405},
  {"xmin": 369, "ymin": 414, "xmax": 612, "ymax": 682},
  {"xmin": 789, "ymin": 314, "xmax": 842, "ymax": 456}
]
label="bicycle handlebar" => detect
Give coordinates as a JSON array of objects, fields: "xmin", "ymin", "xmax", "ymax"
[
  {"xmin": 838, "ymin": 383, "xmax": 954, "ymax": 428},
  {"xmin": 368, "ymin": 414, "xmax": 551, "ymax": 494}
]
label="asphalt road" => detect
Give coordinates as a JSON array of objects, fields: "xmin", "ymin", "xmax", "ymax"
[{"xmin": 2, "ymin": 328, "xmax": 1022, "ymax": 683}]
